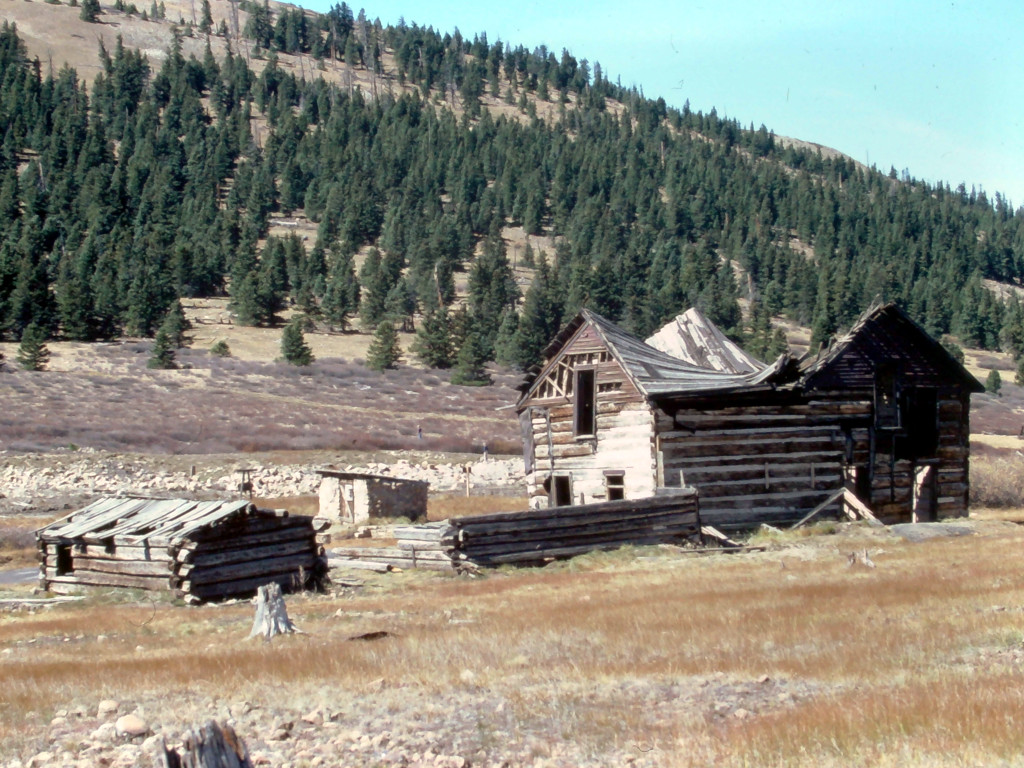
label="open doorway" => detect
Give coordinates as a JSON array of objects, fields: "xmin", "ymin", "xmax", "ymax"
[{"xmin": 551, "ymin": 474, "xmax": 573, "ymax": 507}]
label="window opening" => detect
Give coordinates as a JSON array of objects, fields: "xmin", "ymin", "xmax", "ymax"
[
  {"xmin": 574, "ymin": 369, "xmax": 597, "ymax": 437},
  {"xmin": 605, "ymin": 471, "xmax": 625, "ymax": 501}
]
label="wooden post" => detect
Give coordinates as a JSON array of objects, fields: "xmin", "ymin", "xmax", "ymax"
[{"xmin": 248, "ymin": 583, "xmax": 302, "ymax": 641}]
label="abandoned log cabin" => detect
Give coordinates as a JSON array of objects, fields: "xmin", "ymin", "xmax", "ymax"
[
  {"xmin": 517, "ymin": 304, "xmax": 982, "ymax": 530},
  {"xmin": 37, "ymin": 497, "xmax": 326, "ymax": 602}
]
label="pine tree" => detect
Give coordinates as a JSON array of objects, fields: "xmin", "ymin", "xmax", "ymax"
[
  {"xmin": 322, "ymin": 246, "xmax": 361, "ymax": 330},
  {"xmin": 366, "ymin": 319, "xmax": 401, "ymax": 371},
  {"xmin": 159, "ymin": 300, "xmax": 191, "ymax": 348},
  {"xmin": 147, "ymin": 329, "xmax": 178, "ymax": 369},
  {"xmin": 281, "ymin": 318, "xmax": 315, "ymax": 365},
  {"xmin": 16, "ymin": 323, "xmax": 49, "ymax": 371},
  {"xmin": 210, "ymin": 339, "xmax": 231, "ymax": 357},
  {"xmin": 451, "ymin": 328, "xmax": 491, "ymax": 386},
  {"xmin": 412, "ymin": 308, "xmax": 454, "ymax": 368},
  {"xmin": 80, "ymin": 0, "xmax": 101, "ymax": 22},
  {"xmin": 493, "ymin": 308, "xmax": 521, "ymax": 367},
  {"xmin": 199, "ymin": 0, "xmax": 213, "ymax": 33}
]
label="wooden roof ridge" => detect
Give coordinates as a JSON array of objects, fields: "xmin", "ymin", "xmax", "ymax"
[
  {"xmin": 799, "ymin": 302, "xmax": 984, "ymax": 392},
  {"xmin": 644, "ymin": 307, "xmax": 766, "ymax": 374}
]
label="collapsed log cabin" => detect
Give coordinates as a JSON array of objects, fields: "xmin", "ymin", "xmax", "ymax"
[
  {"xmin": 517, "ymin": 304, "xmax": 982, "ymax": 531},
  {"xmin": 36, "ymin": 498, "xmax": 326, "ymax": 602}
]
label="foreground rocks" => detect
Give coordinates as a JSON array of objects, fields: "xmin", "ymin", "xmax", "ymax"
[{"xmin": 1, "ymin": 674, "xmax": 823, "ymax": 768}]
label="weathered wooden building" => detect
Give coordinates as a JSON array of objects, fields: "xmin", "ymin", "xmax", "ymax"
[
  {"xmin": 517, "ymin": 304, "xmax": 982, "ymax": 530},
  {"xmin": 37, "ymin": 497, "xmax": 326, "ymax": 601}
]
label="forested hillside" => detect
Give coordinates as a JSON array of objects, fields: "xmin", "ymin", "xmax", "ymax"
[{"xmin": 2, "ymin": 3, "xmax": 1024, "ymax": 381}]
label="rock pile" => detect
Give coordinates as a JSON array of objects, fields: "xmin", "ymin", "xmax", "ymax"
[{"xmin": 0, "ymin": 452, "xmax": 525, "ymax": 515}]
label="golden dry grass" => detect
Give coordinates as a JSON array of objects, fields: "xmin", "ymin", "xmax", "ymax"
[
  {"xmin": 3, "ymin": 521, "xmax": 1024, "ymax": 764},
  {"xmin": 427, "ymin": 493, "xmax": 529, "ymax": 521}
]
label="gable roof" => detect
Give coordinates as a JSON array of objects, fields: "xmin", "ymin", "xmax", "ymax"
[
  {"xmin": 37, "ymin": 497, "xmax": 258, "ymax": 545},
  {"xmin": 800, "ymin": 302, "xmax": 984, "ymax": 393},
  {"xmin": 645, "ymin": 307, "xmax": 764, "ymax": 374},
  {"xmin": 519, "ymin": 309, "xmax": 794, "ymax": 404}
]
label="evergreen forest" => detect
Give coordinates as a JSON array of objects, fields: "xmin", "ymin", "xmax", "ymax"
[{"xmin": 2, "ymin": 4, "xmax": 1024, "ymax": 379}]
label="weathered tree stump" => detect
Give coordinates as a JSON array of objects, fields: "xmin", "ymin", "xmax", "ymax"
[
  {"xmin": 248, "ymin": 582, "xmax": 302, "ymax": 641},
  {"xmin": 155, "ymin": 720, "xmax": 252, "ymax": 768}
]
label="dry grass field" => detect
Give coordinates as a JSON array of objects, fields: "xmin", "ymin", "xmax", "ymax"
[{"xmin": 4, "ymin": 519, "xmax": 1024, "ymax": 766}]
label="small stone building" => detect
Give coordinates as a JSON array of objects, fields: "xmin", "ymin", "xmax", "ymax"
[{"xmin": 316, "ymin": 470, "xmax": 428, "ymax": 525}]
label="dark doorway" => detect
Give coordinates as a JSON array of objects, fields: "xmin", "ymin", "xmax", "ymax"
[
  {"xmin": 552, "ymin": 475, "xmax": 573, "ymax": 507},
  {"xmin": 56, "ymin": 545, "xmax": 73, "ymax": 576}
]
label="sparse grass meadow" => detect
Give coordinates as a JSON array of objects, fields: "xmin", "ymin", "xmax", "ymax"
[{"xmin": 4, "ymin": 520, "xmax": 1024, "ymax": 765}]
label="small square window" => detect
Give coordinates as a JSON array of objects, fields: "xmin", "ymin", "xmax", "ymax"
[{"xmin": 605, "ymin": 471, "xmax": 625, "ymax": 501}]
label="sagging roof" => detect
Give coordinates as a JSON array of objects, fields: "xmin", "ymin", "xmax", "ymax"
[
  {"xmin": 800, "ymin": 302, "xmax": 984, "ymax": 393},
  {"xmin": 37, "ymin": 497, "xmax": 258, "ymax": 545},
  {"xmin": 645, "ymin": 307, "xmax": 764, "ymax": 374},
  {"xmin": 520, "ymin": 309, "xmax": 795, "ymax": 404}
]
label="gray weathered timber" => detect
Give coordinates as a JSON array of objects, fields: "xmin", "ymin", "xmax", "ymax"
[
  {"xmin": 36, "ymin": 497, "xmax": 325, "ymax": 602},
  {"xmin": 517, "ymin": 304, "xmax": 981, "ymax": 531}
]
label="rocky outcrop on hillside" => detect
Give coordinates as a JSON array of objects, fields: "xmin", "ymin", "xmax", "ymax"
[{"xmin": 0, "ymin": 451, "xmax": 525, "ymax": 516}]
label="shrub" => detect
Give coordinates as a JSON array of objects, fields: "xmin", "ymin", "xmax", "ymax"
[
  {"xmin": 210, "ymin": 340, "xmax": 231, "ymax": 357},
  {"xmin": 986, "ymin": 369, "xmax": 1002, "ymax": 395}
]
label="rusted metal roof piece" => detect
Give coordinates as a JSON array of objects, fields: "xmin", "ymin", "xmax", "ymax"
[
  {"xmin": 645, "ymin": 307, "xmax": 765, "ymax": 374},
  {"xmin": 38, "ymin": 498, "xmax": 255, "ymax": 545}
]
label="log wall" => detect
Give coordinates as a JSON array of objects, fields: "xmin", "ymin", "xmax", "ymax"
[
  {"xmin": 40, "ymin": 513, "xmax": 325, "ymax": 601},
  {"xmin": 656, "ymin": 398, "xmax": 855, "ymax": 531},
  {"xmin": 845, "ymin": 392, "xmax": 969, "ymax": 521}
]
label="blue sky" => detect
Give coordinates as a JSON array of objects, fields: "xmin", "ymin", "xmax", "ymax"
[{"xmin": 300, "ymin": 1, "xmax": 1024, "ymax": 206}]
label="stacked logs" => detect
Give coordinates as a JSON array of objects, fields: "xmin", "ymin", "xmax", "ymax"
[{"xmin": 447, "ymin": 489, "xmax": 701, "ymax": 567}]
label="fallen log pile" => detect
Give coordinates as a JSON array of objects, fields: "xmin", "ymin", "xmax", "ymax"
[
  {"xmin": 448, "ymin": 489, "xmax": 702, "ymax": 567},
  {"xmin": 329, "ymin": 522, "xmax": 457, "ymax": 572},
  {"xmin": 326, "ymin": 490, "xmax": 702, "ymax": 572}
]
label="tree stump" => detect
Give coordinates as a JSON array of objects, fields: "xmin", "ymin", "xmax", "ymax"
[
  {"xmin": 248, "ymin": 582, "xmax": 302, "ymax": 641},
  {"xmin": 155, "ymin": 720, "xmax": 252, "ymax": 768}
]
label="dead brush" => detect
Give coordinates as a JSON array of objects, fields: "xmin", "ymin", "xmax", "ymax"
[{"xmin": 969, "ymin": 452, "xmax": 1024, "ymax": 507}]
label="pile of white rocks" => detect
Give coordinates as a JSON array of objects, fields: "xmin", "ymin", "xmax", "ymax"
[{"xmin": 0, "ymin": 454, "xmax": 525, "ymax": 511}]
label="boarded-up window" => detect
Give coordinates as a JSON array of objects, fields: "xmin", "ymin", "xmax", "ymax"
[
  {"xmin": 574, "ymin": 369, "xmax": 597, "ymax": 436},
  {"xmin": 605, "ymin": 471, "xmax": 625, "ymax": 501}
]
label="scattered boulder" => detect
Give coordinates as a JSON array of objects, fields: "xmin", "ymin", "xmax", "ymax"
[{"xmin": 115, "ymin": 713, "xmax": 149, "ymax": 738}]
